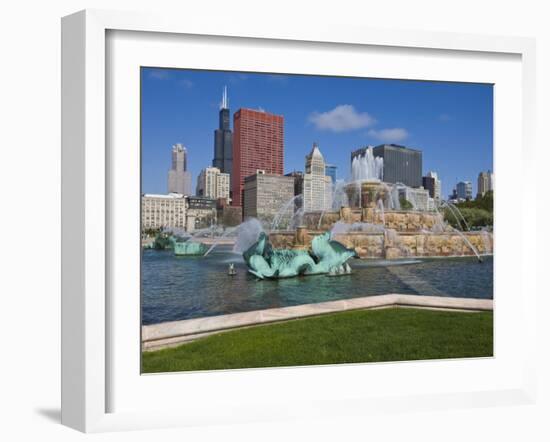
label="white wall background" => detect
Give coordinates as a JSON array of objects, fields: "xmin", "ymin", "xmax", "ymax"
[{"xmin": 0, "ymin": 1, "xmax": 547, "ymax": 440}]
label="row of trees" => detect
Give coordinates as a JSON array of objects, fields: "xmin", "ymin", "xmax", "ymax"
[
  {"xmin": 444, "ymin": 191, "xmax": 493, "ymax": 230},
  {"xmin": 398, "ymin": 191, "xmax": 493, "ymax": 229}
]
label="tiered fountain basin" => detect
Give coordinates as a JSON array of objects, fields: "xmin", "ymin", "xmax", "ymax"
[
  {"xmin": 343, "ymin": 179, "xmax": 393, "ymax": 209},
  {"xmin": 269, "ymin": 208, "xmax": 493, "ymax": 260},
  {"xmin": 270, "ymin": 229, "xmax": 491, "ymax": 259},
  {"xmin": 302, "ymin": 207, "xmax": 443, "ymax": 232}
]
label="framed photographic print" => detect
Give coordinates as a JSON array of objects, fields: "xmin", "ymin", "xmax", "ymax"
[{"xmin": 61, "ymin": 9, "xmax": 537, "ymax": 432}]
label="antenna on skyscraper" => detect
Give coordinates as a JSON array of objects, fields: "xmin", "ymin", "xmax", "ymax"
[{"xmin": 221, "ymin": 85, "xmax": 228, "ymax": 109}]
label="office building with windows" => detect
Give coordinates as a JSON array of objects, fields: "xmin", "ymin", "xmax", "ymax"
[
  {"xmin": 457, "ymin": 181, "xmax": 473, "ymax": 200},
  {"xmin": 477, "ymin": 170, "xmax": 494, "ymax": 197},
  {"xmin": 167, "ymin": 143, "xmax": 192, "ymax": 195},
  {"xmin": 303, "ymin": 143, "xmax": 333, "ymax": 212},
  {"xmin": 325, "ymin": 164, "xmax": 337, "ymax": 184},
  {"xmin": 243, "ymin": 171, "xmax": 294, "ymax": 223},
  {"xmin": 232, "ymin": 108, "xmax": 284, "ymax": 206},
  {"xmin": 196, "ymin": 166, "xmax": 230, "ymax": 201},
  {"xmin": 141, "ymin": 193, "xmax": 187, "ymax": 229},
  {"xmin": 352, "ymin": 144, "xmax": 422, "ymax": 188},
  {"xmin": 186, "ymin": 196, "xmax": 217, "ymax": 231},
  {"xmin": 423, "ymin": 171, "xmax": 441, "ymax": 203}
]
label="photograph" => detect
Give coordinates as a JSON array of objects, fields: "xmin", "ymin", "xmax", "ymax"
[
  {"xmin": 140, "ymin": 67, "xmax": 494, "ymax": 373},
  {"xmin": 1, "ymin": 0, "xmax": 546, "ymax": 438}
]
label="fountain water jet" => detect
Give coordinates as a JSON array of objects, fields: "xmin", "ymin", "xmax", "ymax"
[
  {"xmin": 440, "ymin": 200, "xmax": 471, "ymax": 231},
  {"xmin": 270, "ymin": 194, "xmax": 304, "ymax": 231},
  {"xmin": 351, "ymin": 146, "xmax": 384, "ymax": 182},
  {"xmin": 203, "ymin": 225, "xmax": 239, "ymax": 256},
  {"xmin": 233, "ymin": 218, "xmax": 265, "ymax": 254}
]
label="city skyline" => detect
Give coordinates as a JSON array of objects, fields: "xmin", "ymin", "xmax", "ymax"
[{"xmin": 141, "ymin": 68, "xmax": 493, "ymax": 198}]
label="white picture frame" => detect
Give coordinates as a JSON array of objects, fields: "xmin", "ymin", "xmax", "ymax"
[{"xmin": 61, "ymin": 9, "xmax": 537, "ymax": 433}]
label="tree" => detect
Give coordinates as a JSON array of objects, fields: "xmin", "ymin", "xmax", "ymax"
[
  {"xmin": 399, "ymin": 197, "xmax": 413, "ymax": 210},
  {"xmin": 444, "ymin": 207, "xmax": 493, "ymax": 229},
  {"xmin": 456, "ymin": 191, "xmax": 493, "ymax": 212}
]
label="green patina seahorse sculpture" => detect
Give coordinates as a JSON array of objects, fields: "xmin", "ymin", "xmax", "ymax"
[{"xmin": 243, "ymin": 232, "xmax": 358, "ymax": 279}]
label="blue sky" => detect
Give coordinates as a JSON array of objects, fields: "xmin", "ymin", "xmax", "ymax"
[{"xmin": 141, "ymin": 68, "xmax": 493, "ymax": 198}]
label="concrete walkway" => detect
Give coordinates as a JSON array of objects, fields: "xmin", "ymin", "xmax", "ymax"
[{"xmin": 142, "ymin": 294, "xmax": 493, "ymax": 351}]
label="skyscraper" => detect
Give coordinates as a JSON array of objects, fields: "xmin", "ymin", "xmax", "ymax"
[
  {"xmin": 325, "ymin": 164, "xmax": 337, "ymax": 184},
  {"xmin": 213, "ymin": 86, "xmax": 233, "ymax": 183},
  {"xmin": 477, "ymin": 170, "xmax": 494, "ymax": 197},
  {"xmin": 232, "ymin": 108, "xmax": 284, "ymax": 206},
  {"xmin": 303, "ymin": 143, "xmax": 333, "ymax": 212},
  {"xmin": 167, "ymin": 143, "xmax": 192, "ymax": 195},
  {"xmin": 456, "ymin": 181, "xmax": 473, "ymax": 200}
]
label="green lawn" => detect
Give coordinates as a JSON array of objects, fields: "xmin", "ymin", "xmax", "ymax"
[{"xmin": 142, "ymin": 307, "xmax": 493, "ymax": 373}]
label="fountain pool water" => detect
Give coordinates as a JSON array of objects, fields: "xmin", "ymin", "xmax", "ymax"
[
  {"xmin": 174, "ymin": 241, "xmax": 209, "ymax": 256},
  {"xmin": 142, "ymin": 246, "xmax": 493, "ymax": 325}
]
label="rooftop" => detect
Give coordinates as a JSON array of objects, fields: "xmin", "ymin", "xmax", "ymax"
[{"xmin": 143, "ymin": 193, "xmax": 185, "ymax": 199}]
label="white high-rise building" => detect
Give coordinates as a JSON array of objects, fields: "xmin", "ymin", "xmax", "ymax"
[
  {"xmin": 303, "ymin": 143, "xmax": 333, "ymax": 212},
  {"xmin": 168, "ymin": 143, "xmax": 192, "ymax": 195},
  {"xmin": 196, "ymin": 166, "xmax": 230, "ymax": 200},
  {"xmin": 396, "ymin": 184, "xmax": 431, "ymax": 211}
]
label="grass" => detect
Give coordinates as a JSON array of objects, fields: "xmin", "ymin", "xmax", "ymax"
[{"xmin": 142, "ymin": 307, "xmax": 493, "ymax": 373}]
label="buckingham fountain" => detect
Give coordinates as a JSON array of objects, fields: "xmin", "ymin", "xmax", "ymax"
[
  {"xmin": 256, "ymin": 147, "xmax": 492, "ymax": 278},
  {"xmin": 146, "ymin": 147, "xmax": 493, "ymax": 280}
]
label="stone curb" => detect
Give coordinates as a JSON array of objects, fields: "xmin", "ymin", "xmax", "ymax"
[{"xmin": 142, "ymin": 294, "xmax": 493, "ymax": 351}]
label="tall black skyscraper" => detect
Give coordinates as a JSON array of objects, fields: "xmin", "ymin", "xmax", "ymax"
[{"xmin": 213, "ymin": 86, "xmax": 233, "ymax": 185}]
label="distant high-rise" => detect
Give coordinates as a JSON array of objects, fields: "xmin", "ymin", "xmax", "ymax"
[
  {"xmin": 449, "ymin": 187, "xmax": 459, "ymax": 201},
  {"xmin": 477, "ymin": 170, "xmax": 494, "ymax": 197},
  {"xmin": 352, "ymin": 144, "xmax": 422, "ymax": 188},
  {"xmin": 167, "ymin": 144, "xmax": 192, "ymax": 195},
  {"xmin": 232, "ymin": 108, "xmax": 284, "ymax": 207},
  {"xmin": 303, "ymin": 143, "xmax": 333, "ymax": 212},
  {"xmin": 423, "ymin": 171, "xmax": 441, "ymax": 203},
  {"xmin": 196, "ymin": 166, "xmax": 230, "ymax": 201},
  {"xmin": 456, "ymin": 181, "xmax": 473, "ymax": 200},
  {"xmin": 213, "ymin": 86, "xmax": 233, "ymax": 183},
  {"xmin": 142, "ymin": 193, "xmax": 186, "ymax": 230},
  {"xmin": 325, "ymin": 164, "xmax": 337, "ymax": 184},
  {"xmin": 243, "ymin": 171, "xmax": 294, "ymax": 223},
  {"xmin": 285, "ymin": 171, "xmax": 304, "ymax": 197}
]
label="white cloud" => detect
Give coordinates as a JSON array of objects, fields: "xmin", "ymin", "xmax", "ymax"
[
  {"xmin": 368, "ymin": 128, "xmax": 409, "ymax": 143},
  {"xmin": 148, "ymin": 69, "xmax": 171, "ymax": 80},
  {"xmin": 308, "ymin": 105, "xmax": 376, "ymax": 132},
  {"xmin": 179, "ymin": 79, "xmax": 194, "ymax": 89}
]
